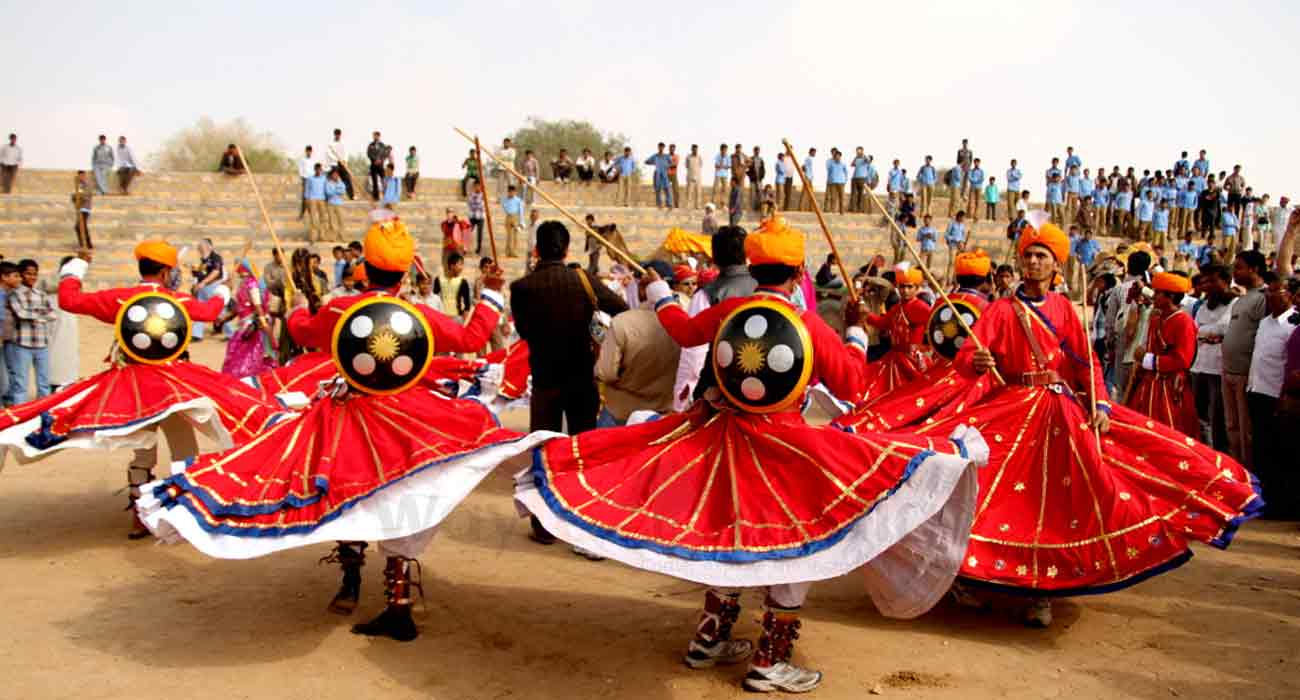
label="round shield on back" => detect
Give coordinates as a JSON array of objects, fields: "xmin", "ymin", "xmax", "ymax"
[
  {"xmin": 712, "ymin": 298, "xmax": 813, "ymax": 413},
  {"xmin": 927, "ymin": 298, "xmax": 982, "ymax": 360},
  {"xmin": 330, "ymin": 296, "xmax": 434, "ymax": 395},
  {"xmin": 114, "ymin": 292, "xmax": 192, "ymax": 364}
]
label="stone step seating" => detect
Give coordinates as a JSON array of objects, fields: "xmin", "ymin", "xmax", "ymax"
[{"xmin": 1, "ymin": 170, "xmax": 1093, "ymax": 292}]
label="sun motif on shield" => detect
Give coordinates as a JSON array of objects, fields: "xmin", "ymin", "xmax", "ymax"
[
  {"xmin": 368, "ymin": 330, "xmax": 400, "ymax": 361},
  {"xmin": 736, "ymin": 341, "xmax": 766, "ymax": 374}
]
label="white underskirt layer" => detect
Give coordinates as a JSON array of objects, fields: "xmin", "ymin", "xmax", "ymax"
[
  {"xmin": 514, "ymin": 451, "xmax": 978, "ymax": 620},
  {"xmin": 803, "ymin": 382, "xmax": 853, "ymax": 418},
  {"xmin": 140, "ymin": 430, "xmax": 565, "ymax": 560},
  {"xmin": 0, "ymin": 388, "xmax": 228, "ymax": 470}
]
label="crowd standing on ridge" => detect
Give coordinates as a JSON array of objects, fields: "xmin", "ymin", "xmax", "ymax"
[{"xmin": 0, "ymin": 126, "xmax": 1297, "ymax": 694}]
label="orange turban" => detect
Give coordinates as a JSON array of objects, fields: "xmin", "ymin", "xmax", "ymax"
[
  {"xmin": 894, "ymin": 265, "xmax": 924, "ymax": 286},
  {"xmin": 134, "ymin": 240, "xmax": 178, "ymax": 268},
  {"xmin": 744, "ymin": 216, "xmax": 805, "ymax": 267},
  {"xmin": 1017, "ymin": 222, "xmax": 1070, "ymax": 264},
  {"xmin": 954, "ymin": 250, "xmax": 991, "ymax": 277},
  {"xmin": 350, "ymin": 263, "xmax": 367, "ymax": 283},
  {"xmin": 1152, "ymin": 271, "xmax": 1191, "ymax": 294},
  {"xmin": 363, "ymin": 218, "xmax": 415, "ymax": 272}
]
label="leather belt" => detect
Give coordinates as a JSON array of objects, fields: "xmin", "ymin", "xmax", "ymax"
[{"xmin": 1011, "ymin": 370, "xmax": 1064, "ymax": 387}]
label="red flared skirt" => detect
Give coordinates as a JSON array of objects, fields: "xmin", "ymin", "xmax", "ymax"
[
  {"xmin": 861, "ymin": 348, "xmax": 927, "ymax": 401},
  {"xmin": 1127, "ymin": 372, "xmax": 1199, "ymax": 438}
]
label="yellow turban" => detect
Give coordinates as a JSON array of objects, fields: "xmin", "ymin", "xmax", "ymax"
[
  {"xmin": 363, "ymin": 218, "xmax": 415, "ymax": 272},
  {"xmin": 744, "ymin": 216, "xmax": 805, "ymax": 267},
  {"xmin": 954, "ymin": 250, "xmax": 991, "ymax": 277},
  {"xmin": 1152, "ymin": 271, "xmax": 1192, "ymax": 294},
  {"xmin": 134, "ymin": 240, "xmax": 178, "ymax": 268},
  {"xmin": 1017, "ymin": 222, "xmax": 1070, "ymax": 264}
]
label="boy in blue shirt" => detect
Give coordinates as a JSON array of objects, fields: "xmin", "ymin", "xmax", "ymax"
[
  {"xmin": 1177, "ymin": 182, "xmax": 1199, "ymax": 238},
  {"xmin": 1152, "ymin": 200, "xmax": 1172, "ymax": 247},
  {"xmin": 917, "ymin": 214, "xmax": 938, "ymax": 269},
  {"xmin": 1220, "ymin": 209, "xmax": 1239, "ymax": 260},
  {"xmin": 1005, "ymin": 159, "xmax": 1022, "ymax": 219},
  {"xmin": 965, "ymin": 158, "xmax": 986, "ymax": 222},
  {"xmin": 946, "ymin": 165, "xmax": 964, "ymax": 217},
  {"xmin": 1135, "ymin": 191, "xmax": 1156, "ymax": 242},
  {"xmin": 944, "ymin": 211, "xmax": 967, "ymax": 282},
  {"xmin": 382, "ymin": 163, "xmax": 401, "ymax": 207},
  {"xmin": 983, "ymin": 176, "xmax": 1000, "ymax": 222},
  {"xmin": 304, "ymin": 163, "xmax": 327, "ymax": 241},
  {"xmin": 324, "ymin": 168, "xmax": 347, "ymax": 241},
  {"xmin": 1065, "ymin": 166, "xmax": 1082, "ymax": 222},
  {"xmin": 917, "ymin": 155, "xmax": 937, "ymax": 216},
  {"xmin": 1045, "ymin": 174, "xmax": 1065, "ymax": 225},
  {"xmin": 501, "ymin": 185, "xmax": 525, "ymax": 257},
  {"xmin": 1112, "ymin": 185, "xmax": 1133, "ymax": 237}
]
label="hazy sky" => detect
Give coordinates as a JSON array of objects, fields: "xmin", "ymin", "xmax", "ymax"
[{"xmin": 5, "ymin": 0, "xmax": 1299, "ymax": 196}]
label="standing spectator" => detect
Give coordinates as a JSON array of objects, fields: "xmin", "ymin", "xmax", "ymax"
[
  {"xmin": 616, "ymin": 147, "xmax": 637, "ymax": 206},
  {"xmin": 983, "ymin": 176, "xmax": 1000, "ymax": 222},
  {"xmin": 466, "ymin": 180, "xmax": 486, "ymax": 254},
  {"xmin": 1175, "ymin": 151, "xmax": 1191, "ymax": 175},
  {"xmin": 190, "ymin": 239, "xmax": 225, "ymax": 341},
  {"xmin": 747, "ymin": 146, "xmax": 765, "ymax": 212},
  {"xmin": 331, "ymin": 246, "xmax": 348, "ymax": 288},
  {"xmin": 684, "ymin": 144, "xmax": 702, "ymax": 209},
  {"xmin": 493, "ymin": 137, "xmax": 517, "ymax": 198},
  {"xmin": 114, "ymin": 136, "xmax": 138, "ymax": 194},
  {"xmin": 1045, "ymin": 157, "xmax": 1063, "ymax": 188},
  {"xmin": 773, "ymin": 152, "xmax": 791, "ymax": 212},
  {"xmin": 822, "ymin": 149, "xmax": 846, "ymax": 214},
  {"xmin": 1241, "ymin": 187, "xmax": 1259, "ymax": 251},
  {"xmin": 509, "ymin": 221, "xmax": 629, "ymax": 544},
  {"xmin": 551, "ymin": 148, "xmax": 575, "ymax": 183},
  {"xmin": 1178, "ymin": 181, "xmax": 1199, "ymax": 238},
  {"xmin": 1221, "ymin": 250, "xmax": 1269, "ymax": 465},
  {"xmin": 71, "ymin": 170, "xmax": 94, "ymax": 249},
  {"xmin": 1045, "ymin": 173, "xmax": 1065, "ymax": 226},
  {"xmin": 303, "ymin": 163, "xmax": 327, "ymax": 241},
  {"xmin": 886, "ymin": 158, "xmax": 905, "ymax": 209},
  {"xmin": 326, "ymin": 128, "xmax": 354, "ymax": 199},
  {"xmin": 218, "ymin": 143, "xmax": 245, "ymax": 176},
  {"xmin": 323, "ymin": 168, "xmax": 346, "ymax": 241},
  {"xmin": 460, "ymin": 147, "xmax": 480, "ymax": 197},
  {"xmin": 1224, "ymin": 165, "xmax": 1247, "ymax": 218},
  {"xmin": 365, "ymin": 131, "xmax": 391, "ymax": 201},
  {"xmin": 850, "ymin": 147, "xmax": 871, "ymax": 213},
  {"xmin": 1152, "ymin": 199, "xmax": 1172, "ymax": 247},
  {"xmin": 39, "ymin": 256, "xmax": 78, "ymax": 392},
  {"xmin": 1199, "ymin": 176, "xmax": 1222, "ymax": 236},
  {"xmin": 440, "ymin": 207, "xmax": 470, "ymax": 267},
  {"xmin": 955, "ymin": 138, "xmax": 973, "ymax": 196},
  {"xmin": 711, "ymin": 144, "xmax": 731, "ymax": 206},
  {"xmin": 0, "ymin": 134, "xmax": 21, "ymax": 193},
  {"xmin": 946, "ymin": 165, "xmax": 964, "ymax": 216},
  {"xmin": 598, "ymin": 150, "xmax": 619, "ymax": 183},
  {"xmin": 917, "ymin": 155, "xmax": 937, "ymax": 216},
  {"xmin": 965, "ymin": 159, "xmax": 986, "ymax": 222},
  {"xmin": 1070, "ymin": 227, "xmax": 1100, "ymax": 295},
  {"xmin": 1190, "ymin": 265, "xmax": 1235, "ymax": 450},
  {"xmin": 521, "ymin": 149, "xmax": 540, "ymax": 205},
  {"xmin": 668, "ymin": 144, "xmax": 681, "ymax": 207},
  {"xmin": 1135, "ymin": 190, "xmax": 1157, "ymax": 242},
  {"xmin": 1004, "ymin": 159, "xmax": 1022, "ymax": 219},
  {"xmin": 576, "ymin": 147, "xmax": 596, "ymax": 185},
  {"xmin": 91, "ymin": 135, "xmax": 114, "ymax": 194},
  {"xmin": 1093, "ymin": 175, "xmax": 1111, "ymax": 234},
  {"xmin": 6, "ymin": 260, "xmax": 54, "ymax": 403},
  {"xmin": 1112, "ymin": 180, "xmax": 1133, "ymax": 235},
  {"xmin": 916, "ymin": 214, "xmax": 938, "ymax": 269},
  {"xmin": 1246, "ymin": 273, "xmax": 1295, "ymax": 510},
  {"xmin": 526, "ymin": 208, "xmax": 543, "ymax": 271},
  {"xmin": 1268, "ymin": 196, "xmax": 1292, "ymax": 254},
  {"xmin": 380, "ymin": 163, "xmax": 401, "ymax": 207},
  {"xmin": 1064, "ymin": 146, "xmax": 1082, "ymax": 173},
  {"xmin": 502, "ymin": 185, "xmax": 525, "ymax": 256},
  {"xmin": 1064, "ymin": 166, "xmax": 1082, "ymax": 223},
  {"xmin": 645, "ymin": 142, "xmax": 673, "ymax": 209},
  {"xmin": 0, "ymin": 261, "xmax": 16, "ymax": 404},
  {"xmin": 1193, "ymin": 150, "xmax": 1211, "ymax": 180},
  {"xmin": 594, "ymin": 260, "xmax": 681, "ymax": 426},
  {"xmin": 944, "ymin": 211, "xmax": 968, "ymax": 281},
  {"xmin": 701, "ymin": 203, "xmax": 719, "ymax": 235},
  {"xmin": 296, "ymin": 145, "xmax": 316, "ymax": 219},
  {"xmin": 1221, "ymin": 207, "xmax": 1240, "ymax": 261},
  {"xmin": 730, "ymin": 143, "xmax": 749, "ymax": 212},
  {"xmin": 1005, "ymin": 208, "xmax": 1029, "ymax": 265},
  {"xmin": 403, "ymin": 146, "xmax": 420, "ymax": 198},
  {"xmin": 799, "ymin": 147, "xmax": 817, "ymax": 211},
  {"xmin": 433, "ymin": 253, "xmax": 472, "ymax": 321}
]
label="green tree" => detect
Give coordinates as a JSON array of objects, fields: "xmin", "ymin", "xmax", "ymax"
[
  {"xmin": 149, "ymin": 116, "xmax": 294, "ymax": 173},
  {"xmin": 505, "ymin": 117, "xmax": 633, "ymax": 181}
]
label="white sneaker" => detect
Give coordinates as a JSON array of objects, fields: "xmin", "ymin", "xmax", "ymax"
[
  {"xmin": 743, "ymin": 661, "xmax": 823, "ymax": 693},
  {"xmin": 1024, "ymin": 598, "xmax": 1053, "ymax": 628},
  {"xmin": 683, "ymin": 638, "xmax": 754, "ymax": 669}
]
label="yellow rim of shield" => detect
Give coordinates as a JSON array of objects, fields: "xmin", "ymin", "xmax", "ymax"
[
  {"xmin": 113, "ymin": 291, "xmax": 193, "ymax": 365},
  {"xmin": 330, "ymin": 295, "xmax": 435, "ymax": 396},
  {"xmin": 926, "ymin": 298, "xmax": 981, "ymax": 349},
  {"xmin": 711, "ymin": 298, "xmax": 814, "ymax": 414}
]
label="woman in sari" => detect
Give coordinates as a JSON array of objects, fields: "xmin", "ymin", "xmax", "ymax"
[{"xmin": 219, "ymin": 259, "xmax": 277, "ymax": 378}]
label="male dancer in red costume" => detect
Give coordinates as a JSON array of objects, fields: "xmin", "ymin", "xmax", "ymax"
[
  {"xmin": 1126, "ymin": 271, "xmax": 1199, "ymax": 436},
  {"xmin": 861, "ymin": 265, "xmax": 931, "ymax": 395},
  {"xmin": 0, "ymin": 241, "xmax": 278, "ymax": 538}
]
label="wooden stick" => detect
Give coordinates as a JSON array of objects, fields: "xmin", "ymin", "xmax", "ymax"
[
  {"xmin": 858, "ymin": 159, "xmax": 1004, "ymax": 385},
  {"xmin": 234, "ymin": 145, "xmax": 295, "ymax": 295},
  {"xmin": 473, "ymin": 136, "xmax": 499, "ymax": 262},
  {"xmin": 454, "ymin": 127, "xmax": 644, "ymax": 274},
  {"xmin": 1079, "ymin": 264, "xmax": 1103, "ymax": 451},
  {"xmin": 781, "ymin": 140, "xmax": 857, "ymax": 304}
]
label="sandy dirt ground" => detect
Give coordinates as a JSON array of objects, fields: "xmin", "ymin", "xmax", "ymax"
[{"xmin": 2, "ymin": 323, "xmax": 1299, "ymax": 700}]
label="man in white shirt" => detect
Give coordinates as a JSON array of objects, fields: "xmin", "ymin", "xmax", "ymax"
[
  {"xmin": 114, "ymin": 136, "xmax": 139, "ymax": 194},
  {"xmin": 1, "ymin": 133, "xmax": 23, "ymax": 193},
  {"xmin": 1246, "ymin": 273, "xmax": 1296, "ymax": 514},
  {"xmin": 1268, "ymin": 196, "xmax": 1292, "ymax": 254},
  {"xmin": 325, "ymin": 128, "xmax": 354, "ymax": 199},
  {"xmin": 296, "ymin": 145, "xmax": 317, "ymax": 219},
  {"xmin": 494, "ymin": 137, "xmax": 518, "ymax": 199},
  {"xmin": 1189, "ymin": 265, "xmax": 1235, "ymax": 450},
  {"xmin": 684, "ymin": 144, "xmax": 703, "ymax": 210}
]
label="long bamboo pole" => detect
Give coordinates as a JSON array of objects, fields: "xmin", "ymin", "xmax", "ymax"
[
  {"xmin": 453, "ymin": 127, "xmax": 645, "ymax": 274},
  {"xmin": 856, "ymin": 159, "xmax": 1004, "ymax": 385},
  {"xmin": 780, "ymin": 140, "xmax": 857, "ymax": 304},
  {"xmin": 472, "ymin": 136, "xmax": 499, "ymax": 262},
  {"xmin": 1080, "ymin": 265, "xmax": 1103, "ymax": 450},
  {"xmin": 234, "ymin": 145, "xmax": 295, "ymax": 295}
]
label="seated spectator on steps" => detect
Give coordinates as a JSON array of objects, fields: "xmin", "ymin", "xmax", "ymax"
[{"xmin": 219, "ymin": 144, "xmax": 245, "ymax": 176}]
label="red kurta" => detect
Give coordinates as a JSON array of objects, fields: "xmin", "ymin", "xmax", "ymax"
[
  {"xmin": 836, "ymin": 289, "xmax": 1261, "ymax": 595},
  {"xmin": 862, "ymin": 296, "xmax": 932, "ymax": 398},
  {"xmin": 1127, "ymin": 309, "xmax": 1199, "ymax": 437}
]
